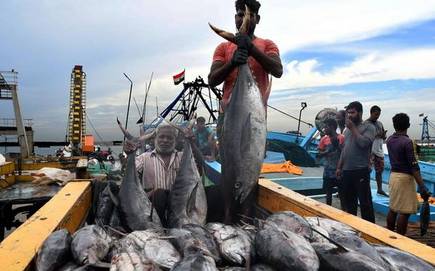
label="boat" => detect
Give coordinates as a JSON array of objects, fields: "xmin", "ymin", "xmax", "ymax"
[
  {"xmin": 0, "ymin": 75, "xmax": 434, "ymax": 270},
  {"xmin": 0, "ymin": 161, "xmax": 434, "ymax": 270}
]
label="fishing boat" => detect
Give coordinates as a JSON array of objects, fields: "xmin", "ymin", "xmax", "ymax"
[
  {"xmin": 0, "ymin": 74, "xmax": 434, "ymax": 270},
  {"xmin": 0, "ymin": 160, "xmax": 434, "ymax": 270}
]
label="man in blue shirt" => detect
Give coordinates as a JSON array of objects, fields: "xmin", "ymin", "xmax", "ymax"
[{"xmin": 193, "ymin": 117, "xmax": 216, "ymax": 160}]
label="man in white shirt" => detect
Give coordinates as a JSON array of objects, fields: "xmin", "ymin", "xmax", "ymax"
[
  {"xmin": 125, "ymin": 124, "xmax": 182, "ymax": 225},
  {"xmin": 367, "ymin": 105, "xmax": 388, "ymax": 197}
]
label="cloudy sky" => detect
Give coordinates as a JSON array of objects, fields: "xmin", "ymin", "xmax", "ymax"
[{"xmin": 1, "ymin": 0, "xmax": 435, "ymax": 142}]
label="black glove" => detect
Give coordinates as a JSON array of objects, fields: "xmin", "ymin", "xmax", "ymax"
[
  {"xmin": 231, "ymin": 48, "xmax": 248, "ymax": 67},
  {"xmin": 419, "ymin": 184, "xmax": 431, "ymax": 201},
  {"xmin": 235, "ymin": 33, "xmax": 253, "ymax": 52}
]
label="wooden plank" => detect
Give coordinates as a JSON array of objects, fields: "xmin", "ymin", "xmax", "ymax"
[
  {"xmin": 257, "ymin": 178, "xmax": 435, "ymax": 265},
  {"xmin": 0, "ymin": 181, "xmax": 91, "ymax": 271},
  {"xmin": 18, "ymin": 161, "xmax": 73, "ymax": 171}
]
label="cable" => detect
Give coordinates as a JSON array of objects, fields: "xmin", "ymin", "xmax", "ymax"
[
  {"xmin": 86, "ymin": 115, "xmax": 109, "ymax": 146},
  {"xmin": 267, "ymin": 105, "xmax": 313, "ymax": 127}
]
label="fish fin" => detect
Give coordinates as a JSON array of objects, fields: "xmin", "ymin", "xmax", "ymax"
[
  {"xmin": 117, "ymin": 118, "xmax": 135, "ymax": 140},
  {"xmin": 186, "ymin": 182, "xmax": 200, "ymax": 216}
]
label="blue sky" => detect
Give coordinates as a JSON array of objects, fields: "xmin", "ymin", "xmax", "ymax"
[{"xmin": 1, "ymin": 0, "xmax": 435, "ymax": 142}]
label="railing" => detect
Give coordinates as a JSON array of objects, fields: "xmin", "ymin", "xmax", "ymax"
[
  {"xmin": 0, "ymin": 71, "xmax": 18, "ymax": 89},
  {"xmin": 0, "ymin": 118, "xmax": 33, "ymax": 127}
]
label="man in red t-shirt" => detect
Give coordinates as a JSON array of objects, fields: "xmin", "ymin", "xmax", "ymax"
[
  {"xmin": 208, "ymin": 0, "xmax": 282, "ymax": 109},
  {"xmin": 208, "ymin": 0, "xmax": 282, "ymax": 166},
  {"xmin": 318, "ymin": 118, "xmax": 345, "ymax": 208}
]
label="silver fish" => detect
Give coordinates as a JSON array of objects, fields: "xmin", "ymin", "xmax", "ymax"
[
  {"xmin": 110, "ymin": 245, "xmax": 161, "ymax": 271},
  {"xmin": 168, "ymin": 140, "xmax": 207, "ymax": 228},
  {"xmin": 375, "ymin": 245, "xmax": 434, "ymax": 271},
  {"xmin": 420, "ymin": 199, "xmax": 430, "ymax": 236},
  {"xmin": 305, "ymin": 217, "xmax": 359, "ymax": 236},
  {"xmin": 312, "ymin": 242, "xmax": 387, "ymax": 271},
  {"xmin": 169, "ymin": 224, "xmax": 221, "ymax": 263},
  {"xmin": 262, "ymin": 211, "xmax": 313, "ymax": 240},
  {"xmin": 171, "ymin": 251, "xmax": 218, "ymax": 271},
  {"xmin": 71, "ymin": 225, "xmax": 112, "ymax": 265},
  {"xmin": 122, "ymin": 229, "xmax": 180, "ymax": 270},
  {"xmin": 117, "ymin": 119, "xmax": 162, "ymax": 231},
  {"xmin": 206, "ymin": 223, "xmax": 254, "ymax": 266},
  {"xmin": 255, "ymin": 224, "xmax": 319, "ymax": 271},
  {"xmin": 309, "ymin": 223, "xmax": 330, "ymax": 244},
  {"xmin": 36, "ymin": 229, "xmax": 71, "ymax": 271},
  {"xmin": 328, "ymin": 230, "xmax": 389, "ymax": 269},
  {"xmin": 209, "ymin": 6, "xmax": 266, "ymax": 217}
]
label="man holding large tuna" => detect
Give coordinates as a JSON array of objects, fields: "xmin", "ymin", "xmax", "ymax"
[{"xmin": 208, "ymin": 0, "xmax": 283, "ymax": 223}]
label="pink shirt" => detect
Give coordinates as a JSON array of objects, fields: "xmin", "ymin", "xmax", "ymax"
[
  {"xmin": 212, "ymin": 37, "xmax": 280, "ymax": 108},
  {"xmin": 135, "ymin": 150, "xmax": 182, "ymax": 191}
]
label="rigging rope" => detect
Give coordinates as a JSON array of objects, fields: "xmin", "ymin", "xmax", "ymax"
[
  {"xmin": 86, "ymin": 115, "xmax": 109, "ymax": 146},
  {"xmin": 267, "ymin": 105, "xmax": 313, "ymax": 127}
]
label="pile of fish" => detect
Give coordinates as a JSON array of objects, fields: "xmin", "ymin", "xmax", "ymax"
[{"xmin": 36, "ymin": 211, "xmax": 434, "ymax": 271}]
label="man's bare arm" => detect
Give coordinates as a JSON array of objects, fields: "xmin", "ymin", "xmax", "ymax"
[
  {"xmin": 250, "ymin": 48, "xmax": 283, "ymax": 78},
  {"xmin": 208, "ymin": 61, "xmax": 235, "ymax": 88}
]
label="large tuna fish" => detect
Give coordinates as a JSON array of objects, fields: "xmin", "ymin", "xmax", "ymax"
[
  {"xmin": 206, "ymin": 222, "xmax": 254, "ymax": 266},
  {"xmin": 71, "ymin": 225, "xmax": 112, "ymax": 265},
  {"xmin": 121, "ymin": 229, "xmax": 180, "ymax": 270},
  {"xmin": 375, "ymin": 245, "xmax": 434, "ymax": 271},
  {"xmin": 312, "ymin": 242, "xmax": 387, "ymax": 271},
  {"xmin": 305, "ymin": 217, "xmax": 359, "ymax": 236},
  {"xmin": 168, "ymin": 140, "xmax": 207, "ymax": 228},
  {"xmin": 117, "ymin": 119, "xmax": 162, "ymax": 231},
  {"xmin": 169, "ymin": 224, "xmax": 221, "ymax": 263},
  {"xmin": 327, "ymin": 230, "xmax": 389, "ymax": 269},
  {"xmin": 36, "ymin": 229, "xmax": 71, "ymax": 271},
  {"xmin": 110, "ymin": 242, "xmax": 161, "ymax": 271},
  {"xmin": 262, "ymin": 211, "xmax": 313, "ymax": 240},
  {"xmin": 209, "ymin": 5, "xmax": 267, "ymax": 223},
  {"xmin": 255, "ymin": 224, "xmax": 319, "ymax": 271}
]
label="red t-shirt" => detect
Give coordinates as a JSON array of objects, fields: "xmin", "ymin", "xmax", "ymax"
[
  {"xmin": 212, "ymin": 37, "xmax": 280, "ymax": 108},
  {"xmin": 318, "ymin": 134, "xmax": 345, "ymax": 151}
]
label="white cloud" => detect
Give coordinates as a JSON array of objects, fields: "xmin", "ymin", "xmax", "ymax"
[
  {"xmin": 267, "ymin": 87, "xmax": 435, "ymax": 139},
  {"xmin": 274, "ymin": 48, "xmax": 435, "ymax": 90}
]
